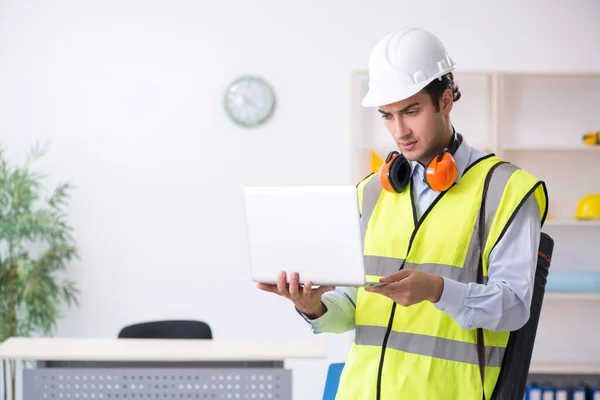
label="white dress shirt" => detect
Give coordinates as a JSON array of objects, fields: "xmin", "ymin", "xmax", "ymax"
[{"xmin": 299, "ymin": 136, "xmax": 542, "ymax": 333}]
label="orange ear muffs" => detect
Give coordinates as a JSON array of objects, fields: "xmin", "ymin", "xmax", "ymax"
[
  {"xmin": 379, "ymin": 151, "xmax": 411, "ymax": 193},
  {"xmin": 425, "ymin": 149, "xmax": 458, "ymax": 192},
  {"xmin": 379, "ymin": 131, "xmax": 461, "ymax": 193}
]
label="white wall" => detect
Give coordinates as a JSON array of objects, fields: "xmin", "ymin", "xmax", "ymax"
[{"xmin": 1, "ymin": 0, "xmax": 599, "ymax": 398}]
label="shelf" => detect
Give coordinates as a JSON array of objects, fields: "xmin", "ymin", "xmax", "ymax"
[
  {"xmin": 502, "ymin": 146, "xmax": 600, "ymax": 152},
  {"xmin": 544, "ymin": 293, "xmax": 600, "ymax": 301},
  {"xmin": 529, "ymin": 363, "xmax": 600, "ymax": 375},
  {"xmin": 545, "ymin": 218, "xmax": 600, "ymax": 227}
]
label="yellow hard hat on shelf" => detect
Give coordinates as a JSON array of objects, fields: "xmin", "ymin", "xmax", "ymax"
[
  {"xmin": 582, "ymin": 131, "xmax": 600, "ymax": 146},
  {"xmin": 575, "ymin": 194, "xmax": 600, "ymax": 220}
]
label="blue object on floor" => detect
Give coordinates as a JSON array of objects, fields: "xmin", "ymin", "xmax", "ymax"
[{"xmin": 323, "ymin": 363, "xmax": 345, "ymax": 400}]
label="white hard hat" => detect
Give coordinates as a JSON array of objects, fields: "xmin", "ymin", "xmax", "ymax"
[{"xmin": 361, "ymin": 28, "xmax": 456, "ymax": 107}]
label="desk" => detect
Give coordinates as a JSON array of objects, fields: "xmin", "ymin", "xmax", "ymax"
[{"xmin": 0, "ymin": 337, "xmax": 327, "ymax": 399}]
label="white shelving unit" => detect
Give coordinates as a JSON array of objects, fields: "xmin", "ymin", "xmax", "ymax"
[
  {"xmin": 350, "ymin": 70, "xmax": 600, "ymax": 376},
  {"xmin": 544, "ymin": 219, "xmax": 600, "ymax": 227},
  {"xmin": 545, "ymin": 293, "xmax": 600, "ymax": 301},
  {"xmin": 501, "ymin": 146, "xmax": 600, "ymax": 153},
  {"xmin": 530, "ymin": 363, "xmax": 600, "ymax": 375}
]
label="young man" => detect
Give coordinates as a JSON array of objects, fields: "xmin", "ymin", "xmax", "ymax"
[{"xmin": 257, "ymin": 28, "xmax": 548, "ymax": 399}]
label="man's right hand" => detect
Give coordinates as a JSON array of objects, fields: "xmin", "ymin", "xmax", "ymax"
[{"xmin": 257, "ymin": 271, "xmax": 335, "ymax": 319}]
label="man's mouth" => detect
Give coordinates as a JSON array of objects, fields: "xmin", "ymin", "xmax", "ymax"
[{"xmin": 399, "ymin": 141, "xmax": 417, "ymax": 151}]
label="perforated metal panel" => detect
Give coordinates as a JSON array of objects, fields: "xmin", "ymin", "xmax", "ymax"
[{"xmin": 23, "ymin": 368, "xmax": 291, "ymax": 400}]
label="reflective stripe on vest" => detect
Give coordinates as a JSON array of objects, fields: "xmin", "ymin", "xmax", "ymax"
[
  {"xmin": 336, "ymin": 155, "xmax": 548, "ymax": 400},
  {"xmin": 355, "ymin": 325, "xmax": 506, "ymax": 368}
]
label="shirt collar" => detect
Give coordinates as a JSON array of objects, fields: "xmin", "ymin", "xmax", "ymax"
[{"xmin": 409, "ymin": 134, "xmax": 472, "ymax": 184}]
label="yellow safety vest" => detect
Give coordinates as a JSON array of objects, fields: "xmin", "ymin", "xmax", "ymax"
[{"xmin": 335, "ymin": 154, "xmax": 548, "ymax": 400}]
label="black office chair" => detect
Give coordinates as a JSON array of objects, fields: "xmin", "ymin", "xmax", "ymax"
[
  {"xmin": 118, "ymin": 319, "xmax": 213, "ymax": 339},
  {"xmin": 478, "ymin": 165, "xmax": 555, "ymax": 399},
  {"xmin": 491, "ymin": 232, "xmax": 554, "ymax": 399}
]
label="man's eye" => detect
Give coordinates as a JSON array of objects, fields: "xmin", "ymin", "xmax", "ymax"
[
  {"xmin": 406, "ymin": 109, "xmax": 419, "ymax": 116},
  {"xmin": 381, "ymin": 114, "xmax": 392, "ymax": 120}
]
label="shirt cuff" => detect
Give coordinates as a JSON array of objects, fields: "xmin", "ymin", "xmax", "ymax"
[
  {"xmin": 434, "ymin": 277, "xmax": 467, "ymax": 316},
  {"xmin": 295, "ymin": 300, "xmax": 334, "ymax": 332}
]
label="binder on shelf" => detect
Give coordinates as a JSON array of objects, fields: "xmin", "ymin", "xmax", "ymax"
[
  {"xmin": 525, "ymin": 385, "xmax": 542, "ymax": 400},
  {"xmin": 571, "ymin": 386, "xmax": 588, "ymax": 400},
  {"xmin": 541, "ymin": 387, "xmax": 554, "ymax": 400},
  {"xmin": 554, "ymin": 387, "xmax": 568, "ymax": 400},
  {"xmin": 525, "ymin": 384, "xmax": 571, "ymax": 400}
]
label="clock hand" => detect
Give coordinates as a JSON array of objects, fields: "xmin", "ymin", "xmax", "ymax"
[{"xmin": 240, "ymin": 94, "xmax": 261, "ymax": 110}]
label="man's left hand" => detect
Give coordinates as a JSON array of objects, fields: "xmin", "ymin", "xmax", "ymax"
[{"xmin": 364, "ymin": 269, "xmax": 444, "ymax": 307}]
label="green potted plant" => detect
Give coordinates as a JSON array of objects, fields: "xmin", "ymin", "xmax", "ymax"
[{"xmin": 0, "ymin": 142, "xmax": 80, "ymax": 400}]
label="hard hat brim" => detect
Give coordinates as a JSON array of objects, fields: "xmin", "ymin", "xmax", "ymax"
[
  {"xmin": 361, "ymin": 67, "xmax": 455, "ymax": 108},
  {"xmin": 361, "ymin": 81, "xmax": 430, "ymax": 107}
]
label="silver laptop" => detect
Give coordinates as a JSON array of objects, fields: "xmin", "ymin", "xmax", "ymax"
[{"xmin": 243, "ymin": 185, "xmax": 382, "ymax": 287}]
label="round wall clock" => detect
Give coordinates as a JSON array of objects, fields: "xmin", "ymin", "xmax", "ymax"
[{"xmin": 224, "ymin": 75, "xmax": 276, "ymax": 128}]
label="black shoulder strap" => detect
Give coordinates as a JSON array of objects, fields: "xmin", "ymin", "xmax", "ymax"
[{"xmin": 477, "ymin": 160, "xmax": 509, "ymax": 400}]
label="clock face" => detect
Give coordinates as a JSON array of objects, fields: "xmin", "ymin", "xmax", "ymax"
[{"xmin": 224, "ymin": 76, "xmax": 276, "ymax": 128}]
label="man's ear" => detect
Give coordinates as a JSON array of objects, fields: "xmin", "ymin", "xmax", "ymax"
[{"xmin": 441, "ymin": 89, "xmax": 453, "ymax": 115}]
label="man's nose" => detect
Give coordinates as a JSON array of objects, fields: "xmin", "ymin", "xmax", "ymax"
[{"xmin": 393, "ymin": 118, "xmax": 410, "ymax": 141}]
